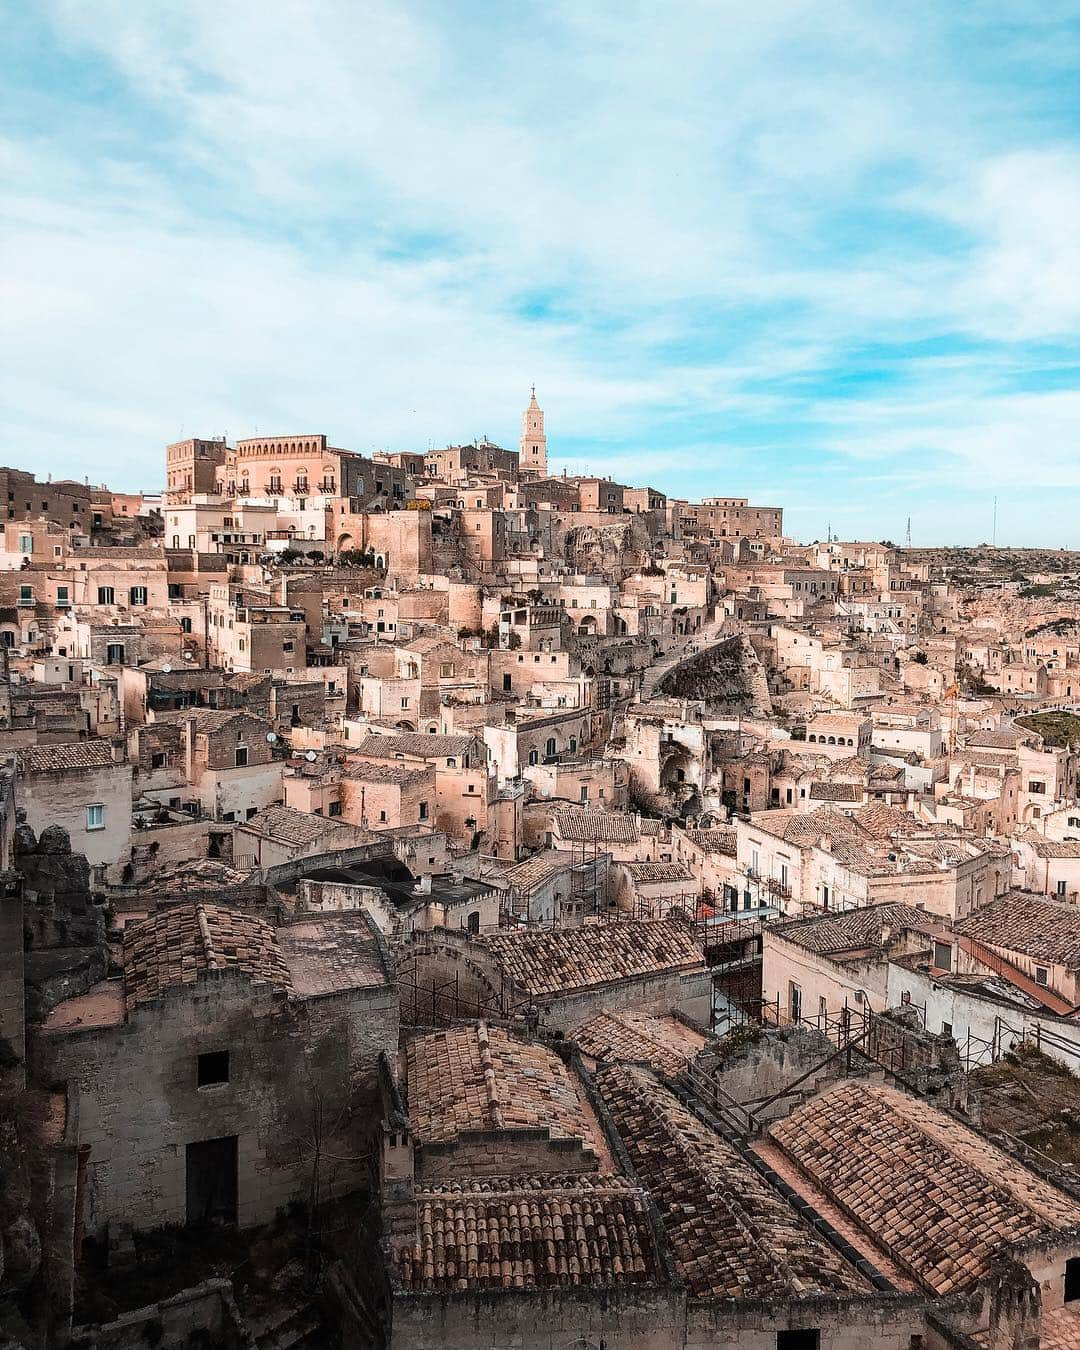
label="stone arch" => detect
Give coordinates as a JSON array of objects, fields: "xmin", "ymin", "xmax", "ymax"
[
  {"xmin": 336, "ymin": 532, "xmax": 354, "ymax": 552},
  {"xmin": 395, "ymin": 937, "xmax": 506, "ymax": 1025}
]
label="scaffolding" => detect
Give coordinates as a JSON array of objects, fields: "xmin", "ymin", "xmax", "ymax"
[
  {"xmin": 568, "ymin": 835, "xmax": 604, "ymax": 922},
  {"xmin": 396, "ymin": 957, "xmax": 511, "ymax": 1028}
]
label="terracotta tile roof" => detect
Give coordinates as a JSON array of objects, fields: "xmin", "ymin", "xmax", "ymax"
[
  {"xmin": 277, "ymin": 913, "xmax": 389, "ymax": 995},
  {"xmin": 954, "ymin": 891, "xmax": 1080, "ymax": 970},
  {"xmin": 751, "ymin": 806, "xmax": 869, "ymax": 848},
  {"xmin": 344, "ymin": 761, "xmax": 432, "ymax": 785},
  {"xmin": 553, "ymin": 808, "xmax": 639, "ymax": 844},
  {"xmin": 122, "ymin": 903, "xmax": 293, "ymax": 1011},
  {"xmin": 966, "ymin": 728, "xmax": 1025, "ymax": 750},
  {"xmin": 395, "ymin": 1176, "xmax": 660, "ymax": 1291},
  {"xmin": 571, "ymin": 1010, "xmax": 705, "ymax": 1076},
  {"xmin": 769, "ymin": 1080, "xmax": 1080, "ymax": 1295},
  {"xmin": 480, "ymin": 918, "xmax": 703, "ymax": 999},
  {"xmin": 405, "ymin": 1024, "xmax": 598, "ymax": 1150},
  {"xmin": 853, "ymin": 803, "xmax": 922, "ymax": 838},
  {"xmin": 500, "ymin": 849, "xmax": 574, "ymax": 890},
  {"xmin": 1017, "ymin": 832, "xmax": 1080, "ymax": 860},
  {"xmin": 355, "ymin": 732, "xmax": 477, "ymax": 760},
  {"xmin": 809, "ymin": 781, "xmax": 863, "ymax": 802},
  {"xmin": 773, "ymin": 903, "xmax": 941, "ymax": 956},
  {"xmin": 241, "ymin": 804, "xmax": 370, "ymax": 848},
  {"xmin": 597, "ymin": 1065, "xmax": 868, "ymax": 1299},
  {"xmin": 18, "ymin": 740, "xmax": 118, "ymax": 773},
  {"xmin": 623, "ymin": 862, "xmax": 694, "ymax": 885},
  {"xmin": 683, "ymin": 828, "xmax": 737, "ymax": 856}
]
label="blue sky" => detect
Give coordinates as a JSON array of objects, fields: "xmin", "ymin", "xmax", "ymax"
[{"xmin": 2, "ymin": 1, "xmax": 1079, "ymax": 545}]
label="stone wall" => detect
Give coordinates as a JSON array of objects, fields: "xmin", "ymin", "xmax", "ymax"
[
  {"xmin": 34, "ymin": 969, "xmax": 398, "ymax": 1235},
  {"xmin": 69, "ymin": 1278, "xmax": 250, "ymax": 1350},
  {"xmin": 416, "ymin": 1128, "xmax": 598, "ymax": 1183},
  {"xmin": 388, "ymin": 1286, "xmax": 929, "ymax": 1350},
  {"xmin": 537, "ymin": 968, "xmax": 712, "ymax": 1037}
]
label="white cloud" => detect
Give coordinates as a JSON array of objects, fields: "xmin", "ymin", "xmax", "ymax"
[{"xmin": 1, "ymin": 1, "xmax": 1076, "ymax": 542}]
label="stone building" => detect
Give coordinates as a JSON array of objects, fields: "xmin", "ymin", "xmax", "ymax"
[
  {"xmin": 33, "ymin": 901, "xmax": 398, "ymax": 1236},
  {"xmin": 15, "ymin": 740, "xmax": 132, "ymax": 870}
]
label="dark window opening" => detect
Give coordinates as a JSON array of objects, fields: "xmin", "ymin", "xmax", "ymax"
[
  {"xmin": 777, "ymin": 1333, "xmax": 819, "ymax": 1350},
  {"xmin": 1065, "ymin": 1256, "xmax": 1080, "ymax": 1302},
  {"xmin": 197, "ymin": 1050, "xmax": 230, "ymax": 1086}
]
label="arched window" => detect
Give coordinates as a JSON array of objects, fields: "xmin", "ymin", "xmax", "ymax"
[{"xmin": 546, "ymin": 737, "xmax": 557, "ymax": 757}]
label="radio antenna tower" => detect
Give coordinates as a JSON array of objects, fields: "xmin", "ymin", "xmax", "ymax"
[
  {"xmin": 992, "ymin": 497, "xmax": 998, "ymax": 548},
  {"xmin": 906, "ymin": 516, "xmax": 911, "ymax": 548}
]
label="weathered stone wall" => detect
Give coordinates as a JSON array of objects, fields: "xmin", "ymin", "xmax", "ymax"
[
  {"xmin": 537, "ymin": 968, "xmax": 712, "ymax": 1037},
  {"xmin": 33, "ymin": 970, "xmax": 398, "ymax": 1235},
  {"xmin": 388, "ymin": 1286, "xmax": 929, "ymax": 1350},
  {"xmin": 416, "ymin": 1129, "xmax": 597, "ymax": 1184},
  {"xmin": 69, "ymin": 1278, "xmax": 249, "ymax": 1350}
]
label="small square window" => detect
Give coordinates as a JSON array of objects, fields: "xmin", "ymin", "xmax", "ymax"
[
  {"xmin": 86, "ymin": 804, "xmax": 105, "ymax": 830},
  {"xmin": 197, "ymin": 1050, "xmax": 230, "ymax": 1086}
]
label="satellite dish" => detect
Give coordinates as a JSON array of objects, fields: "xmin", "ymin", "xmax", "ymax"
[
  {"xmin": 265, "ymin": 731, "xmax": 278, "ymax": 744},
  {"xmin": 305, "ymin": 750, "xmax": 318, "ymax": 762},
  {"xmin": 161, "ymin": 663, "xmax": 172, "ymax": 673},
  {"xmin": 182, "ymin": 650, "xmax": 194, "ymax": 660}
]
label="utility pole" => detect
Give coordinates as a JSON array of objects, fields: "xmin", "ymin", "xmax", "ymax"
[{"xmin": 906, "ymin": 516, "xmax": 911, "ymax": 548}]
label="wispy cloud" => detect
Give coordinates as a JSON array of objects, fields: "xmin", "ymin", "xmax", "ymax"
[{"xmin": 1, "ymin": 0, "xmax": 1078, "ymax": 542}]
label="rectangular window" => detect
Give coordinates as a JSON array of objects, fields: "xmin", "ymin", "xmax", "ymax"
[
  {"xmin": 56, "ymin": 585, "xmax": 70, "ymax": 607},
  {"xmin": 86, "ymin": 804, "xmax": 105, "ymax": 831},
  {"xmin": 197, "ymin": 1050, "xmax": 230, "ymax": 1086},
  {"xmin": 788, "ymin": 981, "xmax": 802, "ymax": 1022},
  {"xmin": 18, "ymin": 584, "xmax": 32, "ymax": 606},
  {"xmin": 1035, "ymin": 966, "xmax": 1049, "ymax": 986},
  {"xmin": 151, "ymin": 752, "xmax": 168, "ymax": 769},
  {"xmin": 129, "ymin": 586, "xmax": 147, "ymax": 605},
  {"xmin": 97, "ymin": 586, "xmax": 115, "ymax": 605},
  {"xmin": 235, "ymin": 746, "xmax": 248, "ymax": 767},
  {"xmin": 419, "ymin": 801, "xmax": 429, "ymax": 821},
  {"xmin": 776, "ymin": 1332, "xmax": 819, "ymax": 1350},
  {"xmin": 18, "ymin": 534, "xmax": 32, "ymax": 553}
]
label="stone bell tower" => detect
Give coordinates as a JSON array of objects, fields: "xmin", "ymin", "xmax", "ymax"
[{"xmin": 519, "ymin": 386, "xmax": 547, "ymax": 479}]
